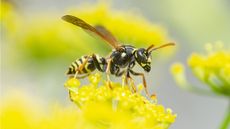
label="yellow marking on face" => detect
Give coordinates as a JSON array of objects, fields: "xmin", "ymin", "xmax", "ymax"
[
  {"xmin": 141, "ymin": 63, "xmax": 146, "ymax": 67},
  {"xmin": 147, "ymin": 58, "xmax": 151, "ymax": 62}
]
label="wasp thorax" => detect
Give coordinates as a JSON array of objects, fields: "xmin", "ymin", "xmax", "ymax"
[{"xmin": 135, "ymin": 48, "xmax": 152, "ymax": 72}]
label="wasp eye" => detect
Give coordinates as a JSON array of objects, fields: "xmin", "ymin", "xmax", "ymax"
[
  {"xmin": 137, "ymin": 49, "xmax": 147, "ymax": 62},
  {"xmin": 136, "ymin": 48, "xmax": 148, "ymax": 63}
]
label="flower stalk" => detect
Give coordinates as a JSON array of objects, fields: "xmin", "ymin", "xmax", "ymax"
[{"xmin": 220, "ymin": 101, "xmax": 230, "ymax": 129}]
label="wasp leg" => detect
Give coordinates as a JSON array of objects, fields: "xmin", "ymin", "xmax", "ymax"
[
  {"xmin": 115, "ymin": 70, "xmax": 126, "ymax": 77},
  {"xmin": 126, "ymin": 71, "xmax": 137, "ymax": 93},
  {"xmin": 106, "ymin": 58, "xmax": 113, "ymax": 89},
  {"xmin": 129, "ymin": 70, "xmax": 150, "ymax": 97},
  {"xmin": 68, "ymin": 55, "xmax": 94, "ymax": 102},
  {"xmin": 76, "ymin": 73, "xmax": 90, "ymax": 79},
  {"xmin": 69, "ymin": 73, "xmax": 90, "ymax": 79},
  {"xmin": 74, "ymin": 56, "xmax": 90, "ymax": 78},
  {"xmin": 115, "ymin": 70, "xmax": 126, "ymax": 87},
  {"xmin": 121, "ymin": 75, "xmax": 126, "ymax": 88},
  {"xmin": 69, "ymin": 56, "xmax": 90, "ymax": 102}
]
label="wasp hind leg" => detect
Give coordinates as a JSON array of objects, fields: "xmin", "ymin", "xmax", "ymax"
[
  {"xmin": 129, "ymin": 70, "xmax": 150, "ymax": 98},
  {"xmin": 68, "ymin": 73, "xmax": 90, "ymax": 79},
  {"xmin": 75, "ymin": 73, "xmax": 90, "ymax": 79},
  {"xmin": 73, "ymin": 56, "xmax": 90, "ymax": 79},
  {"xmin": 68, "ymin": 56, "xmax": 90, "ymax": 102}
]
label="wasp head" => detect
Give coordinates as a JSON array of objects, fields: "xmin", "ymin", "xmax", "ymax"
[
  {"xmin": 135, "ymin": 48, "xmax": 152, "ymax": 72},
  {"xmin": 135, "ymin": 43, "xmax": 175, "ymax": 72}
]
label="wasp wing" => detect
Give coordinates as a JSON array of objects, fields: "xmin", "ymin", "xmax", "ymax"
[
  {"xmin": 62, "ymin": 15, "xmax": 121, "ymax": 49},
  {"xmin": 94, "ymin": 25, "xmax": 119, "ymax": 46}
]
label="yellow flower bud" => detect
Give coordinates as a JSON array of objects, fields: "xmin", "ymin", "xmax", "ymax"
[
  {"xmin": 64, "ymin": 78, "xmax": 81, "ymax": 88},
  {"xmin": 64, "ymin": 73, "xmax": 176, "ymax": 128}
]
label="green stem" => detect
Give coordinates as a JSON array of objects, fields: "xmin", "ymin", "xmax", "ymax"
[{"xmin": 220, "ymin": 100, "xmax": 230, "ymax": 129}]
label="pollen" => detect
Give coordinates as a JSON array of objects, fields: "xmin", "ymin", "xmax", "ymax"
[
  {"xmin": 64, "ymin": 78, "xmax": 81, "ymax": 88},
  {"xmin": 64, "ymin": 73, "xmax": 176, "ymax": 129}
]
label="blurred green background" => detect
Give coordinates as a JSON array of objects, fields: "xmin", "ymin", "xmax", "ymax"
[{"xmin": 1, "ymin": 0, "xmax": 230, "ymax": 129}]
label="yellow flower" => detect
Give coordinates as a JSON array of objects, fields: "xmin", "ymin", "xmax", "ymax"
[
  {"xmin": 1, "ymin": 2, "xmax": 22, "ymax": 37},
  {"xmin": 1, "ymin": 75, "xmax": 176, "ymax": 129},
  {"xmin": 0, "ymin": 90, "xmax": 80, "ymax": 129},
  {"xmin": 64, "ymin": 73, "xmax": 176, "ymax": 129},
  {"xmin": 171, "ymin": 42, "xmax": 230, "ymax": 129},
  {"xmin": 171, "ymin": 42, "xmax": 230, "ymax": 97}
]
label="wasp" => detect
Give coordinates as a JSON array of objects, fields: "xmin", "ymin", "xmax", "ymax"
[{"xmin": 62, "ymin": 15, "xmax": 175, "ymax": 97}]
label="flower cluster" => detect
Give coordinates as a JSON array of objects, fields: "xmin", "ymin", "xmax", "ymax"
[
  {"xmin": 64, "ymin": 73, "xmax": 176, "ymax": 129},
  {"xmin": 1, "ymin": 74, "xmax": 176, "ymax": 129},
  {"xmin": 171, "ymin": 42, "xmax": 230, "ymax": 97}
]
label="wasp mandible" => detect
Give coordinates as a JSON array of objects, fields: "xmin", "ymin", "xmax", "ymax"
[{"xmin": 62, "ymin": 15, "xmax": 175, "ymax": 97}]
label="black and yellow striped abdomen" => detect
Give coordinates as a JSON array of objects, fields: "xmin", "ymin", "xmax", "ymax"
[{"xmin": 66, "ymin": 55, "xmax": 107, "ymax": 76}]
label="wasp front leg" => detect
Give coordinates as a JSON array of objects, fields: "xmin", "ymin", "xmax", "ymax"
[{"xmin": 129, "ymin": 70, "xmax": 150, "ymax": 97}]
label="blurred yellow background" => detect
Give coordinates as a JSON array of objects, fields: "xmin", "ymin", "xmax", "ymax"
[{"xmin": 1, "ymin": 0, "xmax": 230, "ymax": 129}]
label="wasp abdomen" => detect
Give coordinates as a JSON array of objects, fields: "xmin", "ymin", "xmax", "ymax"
[
  {"xmin": 66, "ymin": 55, "xmax": 107, "ymax": 76},
  {"xmin": 66, "ymin": 56, "xmax": 95, "ymax": 75}
]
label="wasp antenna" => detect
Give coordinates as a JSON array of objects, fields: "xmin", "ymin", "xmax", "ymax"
[
  {"xmin": 61, "ymin": 15, "xmax": 72, "ymax": 21},
  {"xmin": 146, "ymin": 44, "xmax": 155, "ymax": 52},
  {"xmin": 150, "ymin": 42, "xmax": 175, "ymax": 53}
]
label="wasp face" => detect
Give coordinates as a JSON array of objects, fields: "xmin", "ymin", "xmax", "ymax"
[{"xmin": 135, "ymin": 48, "xmax": 152, "ymax": 72}]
